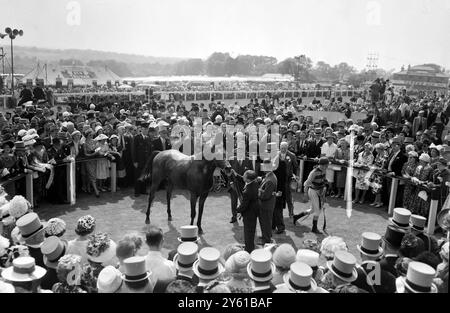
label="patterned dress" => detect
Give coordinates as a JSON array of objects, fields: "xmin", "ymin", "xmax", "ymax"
[
  {"xmin": 401, "ymin": 160, "xmax": 418, "ymax": 209},
  {"xmin": 370, "ymin": 151, "xmax": 388, "ymax": 194},
  {"xmin": 410, "ymin": 164, "xmax": 433, "ymax": 216},
  {"xmin": 96, "ymin": 143, "xmax": 110, "ymax": 180},
  {"xmin": 80, "ymin": 261, "xmax": 104, "ymax": 293},
  {"xmin": 355, "ymin": 152, "xmax": 374, "ymax": 191},
  {"xmin": 84, "ymin": 139, "xmax": 97, "ymax": 183}
]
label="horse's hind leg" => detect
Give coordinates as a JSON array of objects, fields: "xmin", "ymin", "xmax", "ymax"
[
  {"xmin": 197, "ymin": 192, "xmax": 209, "ymax": 235},
  {"xmin": 190, "ymin": 193, "xmax": 198, "ymax": 226},
  {"xmin": 145, "ymin": 181, "xmax": 159, "ymax": 224},
  {"xmin": 166, "ymin": 182, "xmax": 173, "ymax": 221}
]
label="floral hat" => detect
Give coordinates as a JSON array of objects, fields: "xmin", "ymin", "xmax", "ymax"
[
  {"xmin": 320, "ymin": 236, "xmax": 348, "ymax": 260},
  {"xmin": 56, "ymin": 254, "xmax": 82, "ymax": 286},
  {"xmin": 8, "ymin": 195, "xmax": 31, "ymax": 219},
  {"xmin": 0, "ymin": 244, "xmax": 30, "ymax": 268},
  {"xmin": 86, "ymin": 232, "xmax": 117, "ymax": 264},
  {"xmin": 44, "ymin": 218, "xmax": 67, "ymax": 237},
  {"xmin": 75, "ymin": 215, "xmax": 96, "ymax": 236}
]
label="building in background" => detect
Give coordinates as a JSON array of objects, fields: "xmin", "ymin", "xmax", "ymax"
[{"xmin": 391, "ymin": 64, "xmax": 449, "ymax": 92}]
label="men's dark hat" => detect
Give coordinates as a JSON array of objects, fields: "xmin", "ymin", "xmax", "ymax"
[
  {"xmin": 1, "ymin": 140, "xmax": 15, "ymax": 149},
  {"xmin": 318, "ymin": 157, "xmax": 329, "ymax": 165},
  {"xmin": 383, "ymin": 225, "xmax": 407, "ymax": 249}
]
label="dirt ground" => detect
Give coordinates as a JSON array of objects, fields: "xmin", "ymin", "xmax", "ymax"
[{"xmin": 37, "ymin": 188, "xmax": 389, "ymax": 263}]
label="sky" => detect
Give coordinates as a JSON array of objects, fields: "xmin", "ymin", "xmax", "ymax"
[{"xmin": 1, "ymin": 0, "xmax": 450, "ymax": 71}]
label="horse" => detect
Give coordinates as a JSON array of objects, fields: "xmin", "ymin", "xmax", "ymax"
[{"xmin": 139, "ymin": 149, "xmax": 230, "ymax": 234}]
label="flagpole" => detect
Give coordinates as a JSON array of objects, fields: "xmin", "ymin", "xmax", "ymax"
[{"xmin": 346, "ymin": 130, "xmax": 355, "ymax": 218}]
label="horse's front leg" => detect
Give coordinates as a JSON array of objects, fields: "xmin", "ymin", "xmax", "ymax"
[
  {"xmin": 190, "ymin": 193, "xmax": 198, "ymax": 226},
  {"xmin": 197, "ymin": 192, "xmax": 209, "ymax": 235}
]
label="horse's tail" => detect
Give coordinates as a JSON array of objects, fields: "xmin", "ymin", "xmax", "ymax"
[{"xmin": 138, "ymin": 151, "xmax": 161, "ymax": 183}]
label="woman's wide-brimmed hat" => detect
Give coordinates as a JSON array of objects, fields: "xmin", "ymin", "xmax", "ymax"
[
  {"xmin": 356, "ymin": 232, "xmax": 384, "ymax": 259},
  {"xmin": 326, "ymin": 251, "xmax": 358, "ymax": 283},
  {"xmin": 1, "ymin": 256, "xmax": 46, "ymax": 282},
  {"xmin": 97, "ymin": 265, "xmax": 123, "ymax": 293},
  {"xmin": 193, "ymin": 247, "xmax": 224, "ymax": 280},
  {"xmin": 94, "ymin": 134, "xmax": 108, "ymax": 141},
  {"xmin": 86, "ymin": 233, "xmax": 117, "ymax": 264}
]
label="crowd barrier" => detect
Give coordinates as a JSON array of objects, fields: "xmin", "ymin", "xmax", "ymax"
[
  {"xmin": 0, "ymin": 156, "xmax": 117, "ymax": 206},
  {"xmin": 296, "ymin": 157, "xmax": 445, "ymax": 235}
]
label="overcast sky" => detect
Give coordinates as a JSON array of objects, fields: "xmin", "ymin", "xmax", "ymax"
[{"xmin": 2, "ymin": 0, "xmax": 450, "ymax": 71}]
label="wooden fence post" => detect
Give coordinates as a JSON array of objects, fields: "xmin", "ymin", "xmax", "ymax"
[
  {"xmin": 388, "ymin": 178, "xmax": 399, "ymax": 216},
  {"xmin": 110, "ymin": 161, "xmax": 117, "ymax": 193},
  {"xmin": 427, "ymin": 199, "xmax": 439, "ymax": 235},
  {"xmin": 298, "ymin": 159, "xmax": 305, "ymax": 193},
  {"xmin": 66, "ymin": 159, "xmax": 76, "ymax": 205},
  {"xmin": 25, "ymin": 172, "xmax": 33, "ymax": 206}
]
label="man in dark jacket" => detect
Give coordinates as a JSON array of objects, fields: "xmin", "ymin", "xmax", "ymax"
[
  {"xmin": 236, "ymin": 170, "xmax": 261, "ymax": 253},
  {"xmin": 133, "ymin": 122, "xmax": 153, "ymax": 196}
]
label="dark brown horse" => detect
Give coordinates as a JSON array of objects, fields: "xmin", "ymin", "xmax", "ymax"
[{"xmin": 139, "ymin": 149, "xmax": 230, "ymax": 234}]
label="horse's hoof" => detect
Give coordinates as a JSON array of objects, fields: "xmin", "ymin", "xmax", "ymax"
[
  {"xmin": 145, "ymin": 218, "xmax": 150, "ymax": 225},
  {"xmin": 168, "ymin": 216, "xmax": 173, "ymax": 221},
  {"xmin": 198, "ymin": 228, "xmax": 204, "ymax": 235}
]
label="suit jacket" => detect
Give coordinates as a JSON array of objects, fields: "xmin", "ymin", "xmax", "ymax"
[
  {"xmin": 152, "ymin": 137, "xmax": 172, "ymax": 151},
  {"xmin": 379, "ymin": 255, "xmax": 399, "ymax": 278},
  {"xmin": 237, "ymin": 180, "xmax": 261, "ymax": 215},
  {"xmin": 279, "ymin": 151, "xmax": 298, "ymax": 178},
  {"xmin": 258, "ymin": 172, "xmax": 277, "ymax": 211},
  {"xmin": 353, "ymin": 261, "xmax": 396, "ymax": 293},
  {"xmin": 385, "ymin": 151, "xmax": 407, "ymax": 176},
  {"xmin": 412, "ymin": 116, "xmax": 427, "ymax": 137},
  {"xmin": 305, "ymin": 139, "xmax": 325, "ymax": 158},
  {"xmin": 297, "ymin": 139, "xmax": 308, "ymax": 157},
  {"xmin": 133, "ymin": 134, "xmax": 152, "ymax": 166}
]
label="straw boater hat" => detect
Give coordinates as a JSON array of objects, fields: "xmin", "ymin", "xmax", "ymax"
[
  {"xmin": 283, "ymin": 262, "xmax": 320, "ymax": 293},
  {"xmin": 396, "ymin": 261, "xmax": 437, "ymax": 293},
  {"xmin": 193, "ymin": 247, "xmax": 224, "ymax": 280},
  {"xmin": 1, "ymin": 256, "xmax": 46, "ymax": 282},
  {"xmin": 16, "ymin": 213, "xmax": 47, "ymax": 247},
  {"xmin": 40, "ymin": 236, "xmax": 68, "ymax": 269},
  {"xmin": 356, "ymin": 232, "xmax": 384, "ymax": 259},
  {"xmin": 97, "ymin": 265, "xmax": 123, "ymax": 293},
  {"xmin": 295, "ymin": 249, "xmax": 320, "ymax": 271},
  {"xmin": 409, "ymin": 215, "xmax": 427, "ymax": 233},
  {"xmin": 389, "ymin": 208, "xmax": 412, "ymax": 230},
  {"xmin": 326, "ymin": 251, "xmax": 358, "ymax": 283},
  {"xmin": 122, "ymin": 256, "xmax": 151, "ymax": 282},
  {"xmin": 173, "ymin": 242, "xmax": 198, "ymax": 272},
  {"xmin": 247, "ymin": 249, "xmax": 276, "ymax": 283},
  {"xmin": 177, "ymin": 225, "xmax": 200, "ymax": 243}
]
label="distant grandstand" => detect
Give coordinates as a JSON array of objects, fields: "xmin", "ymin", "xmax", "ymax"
[
  {"xmin": 21, "ymin": 63, "xmax": 122, "ymax": 87},
  {"xmin": 391, "ymin": 64, "xmax": 449, "ymax": 91}
]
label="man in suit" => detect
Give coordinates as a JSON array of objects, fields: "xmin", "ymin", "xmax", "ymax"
[
  {"xmin": 133, "ymin": 122, "xmax": 153, "ymax": 196},
  {"xmin": 152, "ymin": 123, "xmax": 172, "ymax": 151},
  {"xmin": 227, "ymin": 156, "xmax": 255, "ymax": 223},
  {"xmin": 122, "ymin": 124, "xmax": 135, "ymax": 187},
  {"xmin": 412, "ymin": 110, "xmax": 427, "ymax": 137},
  {"xmin": 296, "ymin": 130, "xmax": 308, "ymax": 157},
  {"xmin": 304, "ymin": 128, "xmax": 325, "ymax": 182},
  {"xmin": 235, "ymin": 170, "xmax": 261, "ymax": 253},
  {"xmin": 258, "ymin": 159, "xmax": 278, "ymax": 245},
  {"xmin": 279, "ymin": 141, "xmax": 298, "ymax": 218},
  {"xmin": 384, "ymin": 137, "xmax": 407, "ymax": 206}
]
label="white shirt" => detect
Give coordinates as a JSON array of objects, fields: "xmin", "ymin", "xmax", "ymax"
[
  {"xmin": 321, "ymin": 142, "xmax": 337, "ymax": 158},
  {"xmin": 145, "ymin": 251, "xmax": 177, "ymax": 283}
]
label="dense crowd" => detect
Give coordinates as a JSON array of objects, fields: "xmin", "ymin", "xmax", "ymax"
[
  {"xmin": 0, "ymin": 82, "xmax": 449, "ymax": 293},
  {"xmin": 0, "ymin": 198, "xmax": 448, "ymax": 293}
]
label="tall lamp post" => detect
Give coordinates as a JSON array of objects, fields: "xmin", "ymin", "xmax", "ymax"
[{"xmin": 2, "ymin": 27, "xmax": 23, "ymax": 97}]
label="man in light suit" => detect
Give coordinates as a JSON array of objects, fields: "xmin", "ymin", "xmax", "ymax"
[{"xmin": 258, "ymin": 159, "xmax": 278, "ymax": 245}]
